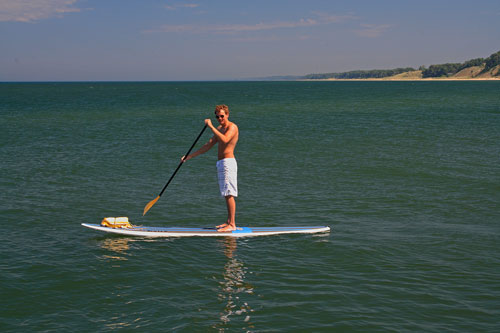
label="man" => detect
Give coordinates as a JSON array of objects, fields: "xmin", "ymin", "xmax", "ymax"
[{"xmin": 182, "ymin": 105, "xmax": 239, "ymax": 232}]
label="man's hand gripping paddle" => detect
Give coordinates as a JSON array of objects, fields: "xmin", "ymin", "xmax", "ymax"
[{"xmin": 143, "ymin": 125, "xmax": 207, "ymax": 215}]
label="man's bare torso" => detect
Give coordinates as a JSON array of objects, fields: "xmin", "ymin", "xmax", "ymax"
[{"xmin": 217, "ymin": 123, "xmax": 238, "ymax": 160}]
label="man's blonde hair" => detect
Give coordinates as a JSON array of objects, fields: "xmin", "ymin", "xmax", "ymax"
[{"xmin": 215, "ymin": 104, "xmax": 229, "ymax": 115}]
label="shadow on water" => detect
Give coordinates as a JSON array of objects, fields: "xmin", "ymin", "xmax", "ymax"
[
  {"xmin": 93, "ymin": 235, "xmax": 258, "ymax": 330},
  {"xmin": 98, "ymin": 237, "xmax": 131, "ymax": 261},
  {"xmin": 213, "ymin": 237, "xmax": 256, "ymax": 331}
]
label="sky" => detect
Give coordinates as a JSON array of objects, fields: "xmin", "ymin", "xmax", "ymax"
[{"xmin": 1, "ymin": 0, "xmax": 500, "ymax": 81}]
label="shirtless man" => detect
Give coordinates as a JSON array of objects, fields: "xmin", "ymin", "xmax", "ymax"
[{"xmin": 182, "ymin": 105, "xmax": 239, "ymax": 232}]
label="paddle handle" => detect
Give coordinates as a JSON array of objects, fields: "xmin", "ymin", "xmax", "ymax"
[{"xmin": 158, "ymin": 125, "xmax": 207, "ymax": 197}]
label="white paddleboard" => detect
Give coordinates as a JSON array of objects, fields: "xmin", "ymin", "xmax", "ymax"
[{"xmin": 81, "ymin": 223, "xmax": 330, "ymax": 237}]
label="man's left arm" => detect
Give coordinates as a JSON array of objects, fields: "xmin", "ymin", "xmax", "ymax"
[{"xmin": 205, "ymin": 120, "xmax": 236, "ymax": 144}]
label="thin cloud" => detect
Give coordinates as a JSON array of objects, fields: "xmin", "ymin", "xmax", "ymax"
[
  {"xmin": 0, "ymin": 0, "xmax": 83, "ymax": 23},
  {"xmin": 147, "ymin": 12, "xmax": 357, "ymax": 34},
  {"xmin": 312, "ymin": 11, "xmax": 356, "ymax": 24},
  {"xmin": 355, "ymin": 24, "xmax": 392, "ymax": 38},
  {"xmin": 211, "ymin": 18, "xmax": 318, "ymax": 33},
  {"xmin": 230, "ymin": 34, "xmax": 314, "ymax": 43},
  {"xmin": 164, "ymin": 3, "xmax": 199, "ymax": 11}
]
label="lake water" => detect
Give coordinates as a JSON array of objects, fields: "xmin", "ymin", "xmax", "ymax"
[{"xmin": 1, "ymin": 81, "xmax": 499, "ymax": 331}]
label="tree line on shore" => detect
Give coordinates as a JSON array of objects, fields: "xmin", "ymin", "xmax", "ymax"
[
  {"xmin": 303, "ymin": 68, "xmax": 415, "ymax": 80},
  {"xmin": 302, "ymin": 50, "xmax": 500, "ymax": 79}
]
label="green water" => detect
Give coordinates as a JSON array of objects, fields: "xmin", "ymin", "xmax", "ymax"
[{"xmin": 1, "ymin": 81, "xmax": 499, "ymax": 331}]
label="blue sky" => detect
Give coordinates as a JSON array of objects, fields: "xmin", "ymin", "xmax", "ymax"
[{"xmin": 1, "ymin": 0, "xmax": 499, "ymax": 81}]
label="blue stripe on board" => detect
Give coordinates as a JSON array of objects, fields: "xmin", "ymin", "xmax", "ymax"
[
  {"xmin": 132, "ymin": 227, "xmax": 326, "ymax": 232},
  {"xmin": 132, "ymin": 227, "xmax": 217, "ymax": 232},
  {"xmin": 231, "ymin": 227, "xmax": 253, "ymax": 233}
]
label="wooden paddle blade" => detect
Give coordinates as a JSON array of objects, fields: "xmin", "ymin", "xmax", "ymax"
[{"xmin": 143, "ymin": 195, "xmax": 160, "ymax": 216}]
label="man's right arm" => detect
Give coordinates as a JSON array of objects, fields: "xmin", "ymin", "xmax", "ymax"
[{"xmin": 182, "ymin": 135, "xmax": 216, "ymax": 162}]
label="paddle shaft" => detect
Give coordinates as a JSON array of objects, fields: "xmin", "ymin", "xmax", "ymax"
[{"xmin": 158, "ymin": 125, "xmax": 207, "ymax": 197}]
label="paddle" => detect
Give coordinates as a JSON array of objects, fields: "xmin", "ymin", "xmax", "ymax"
[{"xmin": 143, "ymin": 125, "xmax": 207, "ymax": 215}]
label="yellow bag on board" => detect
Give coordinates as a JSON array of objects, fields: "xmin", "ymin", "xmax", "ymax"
[{"xmin": 101, "ymin": 217, "xmax": 132, "ymax": 229}]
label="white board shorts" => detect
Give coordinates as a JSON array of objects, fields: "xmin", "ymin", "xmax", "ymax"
[{"xmin": 216, "ymin": 158, "xmax": 238, "ymax": 197}]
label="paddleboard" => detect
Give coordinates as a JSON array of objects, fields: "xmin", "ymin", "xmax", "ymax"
[{"xmin": 81, "ymin": 223, "xmax": 330, "ymax": 237}]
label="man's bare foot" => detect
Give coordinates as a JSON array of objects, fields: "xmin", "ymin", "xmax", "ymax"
[
  {"xmin": 217, "ymin": 225, "xmax": 236, "ymax": 232},
  {"xmin": 216, "ymin": 223, "xmax": 228, "ymax": 229}
]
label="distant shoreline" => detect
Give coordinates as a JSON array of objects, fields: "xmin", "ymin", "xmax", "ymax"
[
  {"xmin": 301, "ymin": 77, "xmax": 500, "ymax": 81},
  {"xmin": 279, "ymin": 51, "xmax": 500, "ymax": 81}
]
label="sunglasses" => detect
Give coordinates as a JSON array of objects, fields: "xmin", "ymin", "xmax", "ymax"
[{"xmin": 215, "ymin": 115, "xmax": 225, "ymax": 119}]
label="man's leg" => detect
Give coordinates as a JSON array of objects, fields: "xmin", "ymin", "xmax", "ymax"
[
  {"xmin": 218, "ymin": 195, "xmax": 236, "ymax": 232},
  {"xmin": 226, "ymin": 195, "xmax": 236, "ymax": 227}
]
